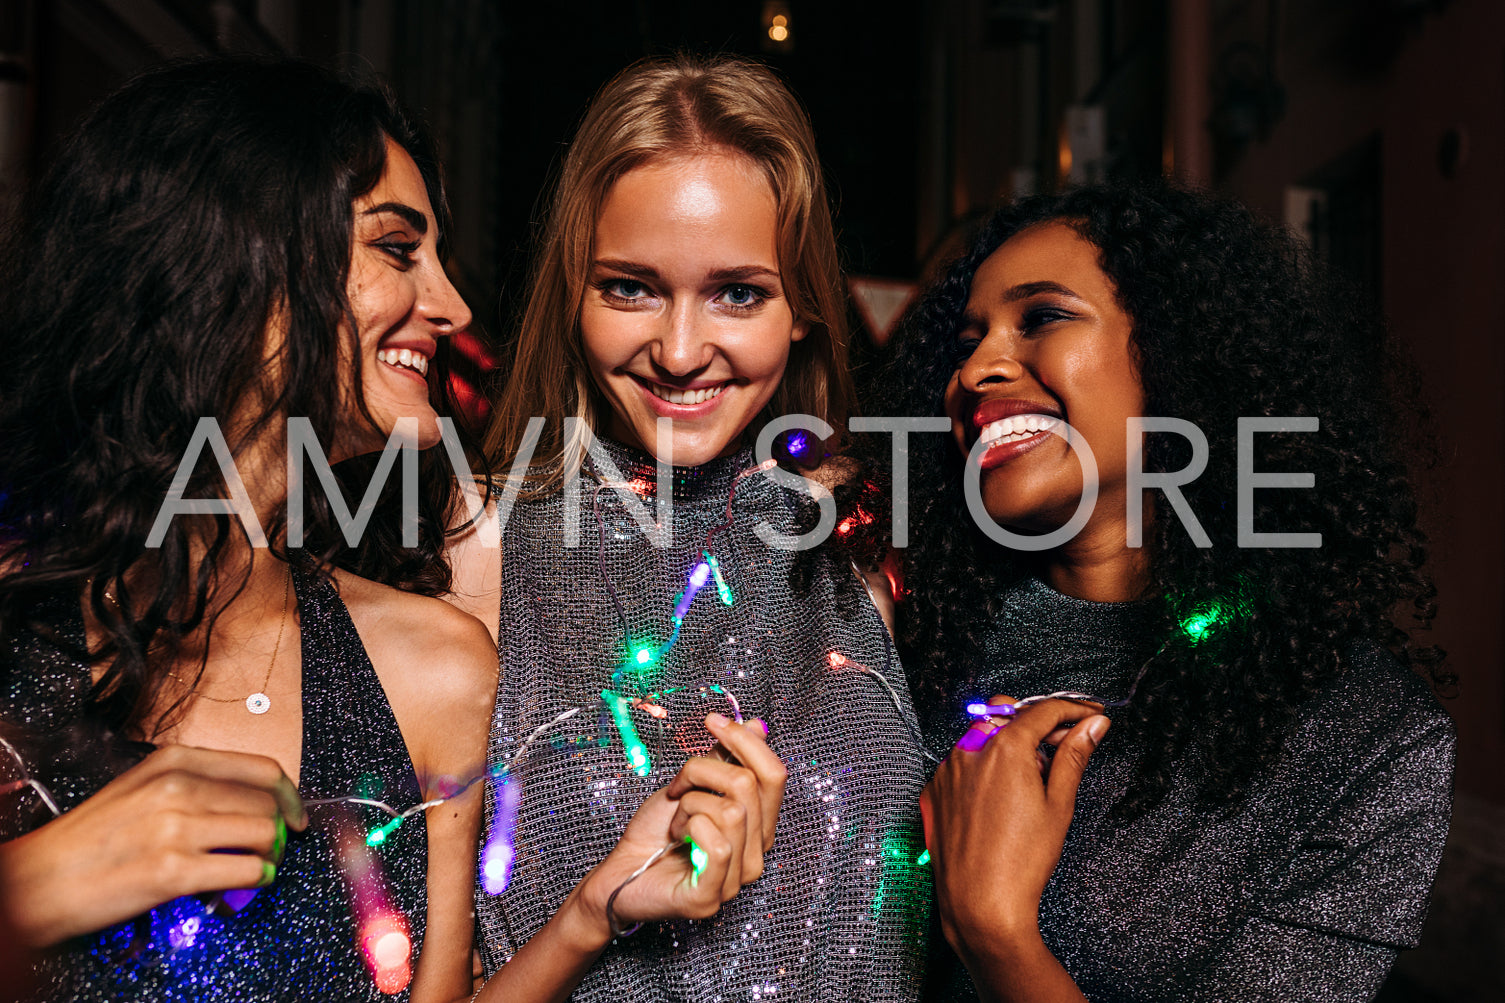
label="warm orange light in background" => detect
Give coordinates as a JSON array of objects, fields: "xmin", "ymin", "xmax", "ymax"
[{"xmin": 769, "ymin": 24, "xmax": 789, "ymax": 41}]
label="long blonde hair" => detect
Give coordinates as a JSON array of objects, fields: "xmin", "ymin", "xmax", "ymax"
[{"xmin": 483, "ymin": 53, "xmax": 853, "ymax": 493}]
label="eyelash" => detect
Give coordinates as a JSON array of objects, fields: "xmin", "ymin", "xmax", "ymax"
[
  {"xmin": 952, "ymin": 304, "xmax": 1074, "ymax": 360},
  {"xmin": 596, "ymin": 280, "xmax": 771, "ymax": 313},
  {"xmin": 598, "ymin": 278, "xmax": 650, "ymax": 304},
  {"xmin": 715, "ymin": 283, "xmax": 770, "ymax": 312},
  {"xmin": 1021, "ymin": 305, "xmax": 1074, "ymax": 332},
  {"xmin": 376, "ymin": 238, "xmax": 421, "ymax": 266}
]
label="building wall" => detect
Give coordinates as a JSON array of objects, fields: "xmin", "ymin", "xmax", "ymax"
[
  {"xmin": 1214, "ymin": 2, "xmax": 1505, "ymax": 996},
  {"xmin": 1218, "ymin": 0, "xmax": 1505, "ymax": 811}
]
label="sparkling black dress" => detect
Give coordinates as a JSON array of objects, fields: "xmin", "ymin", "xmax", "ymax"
[
  {"xmin": 920, "ymin": 577, "xmax": 1456, "ymax": 1002},
  {"xmin": 0, "ymin": 567, "xmax": 429, "ymax": 1001},
  {"xmin": 478, "ymin": 442, "xmax": 933, "ymax": 1001}
]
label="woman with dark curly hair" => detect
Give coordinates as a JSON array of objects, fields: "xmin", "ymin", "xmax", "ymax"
[
  {"xmin": 875, "ymin": 180, "xmax": 1455, "ymax": 1001},
  {"xmin": 0, "ymin": 59, "xmax": 498, "ymax": 1000}
]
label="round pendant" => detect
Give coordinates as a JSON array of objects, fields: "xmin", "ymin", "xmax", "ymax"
[{"xmin": 246, "ymin": 692, "xmax": 271, "ymax": 715}]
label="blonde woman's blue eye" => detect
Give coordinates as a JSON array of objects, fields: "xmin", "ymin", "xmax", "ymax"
[
  {"xmin": 720, "ymin": 284, "xmax": 764, "ymax": 307},
  {"xmin": 605, "ymin": 279, "xmax": 648, "ymax": 299}
]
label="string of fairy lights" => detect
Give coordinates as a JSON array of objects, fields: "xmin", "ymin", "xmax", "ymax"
[{"xmin": 0, "ymin": 438, "xmax": 1236, "ymax": 994}]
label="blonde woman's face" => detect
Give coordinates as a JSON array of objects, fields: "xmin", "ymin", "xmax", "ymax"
[{"xmin": 580, "ymin": 151, "xmax": 807, "ymax": 467}]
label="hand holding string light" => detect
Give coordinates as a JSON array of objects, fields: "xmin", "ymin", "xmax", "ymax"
[
  {"xmin": 591, "ymin": 711, "xmax": 786, "ymax": 942},
  {"xmin": 957, "ymin": 598, "xmax": 1240, "ymax": 749},
  {"xmin": 921, "ymin": 697, "xmax": 1112, "ymax": 969},
  {"xmin": 0, "ymin": 743, "xmax": 305, "ymax": 949}
]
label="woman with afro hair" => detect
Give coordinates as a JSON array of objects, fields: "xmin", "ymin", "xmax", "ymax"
[{"xmin": 873, "ymin": 180, "xmax": 1455, "ymax": 1001}]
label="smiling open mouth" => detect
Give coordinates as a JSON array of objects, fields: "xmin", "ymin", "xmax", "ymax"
[
  {"xmin": 979, "ymin": 413, "xmax": 1058, "ymax": 447},
  {"xmin": 377, "ymin": 348, "xmax": 429, "ymax": 377},
  {"xmin": 641, "ymin": 381, "xmax": 727, "ymax": 406}
]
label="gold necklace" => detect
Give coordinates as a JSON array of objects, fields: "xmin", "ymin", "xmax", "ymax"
[{"xmin": 175, "ymin": 566, "xmax": 292, "ymax": 715}]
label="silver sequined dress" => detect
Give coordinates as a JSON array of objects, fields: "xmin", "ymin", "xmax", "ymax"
[
  {"xmin": 478, "ymin": 442, "xmax": 932, "ymax": 1001},
  {"xmin": 920, "ymin": 577, "xmax": 1456, "ymax": 1002},
  {"xmin": 1, "ymin": 568, "xmax": 429, "ymax": 1001}
]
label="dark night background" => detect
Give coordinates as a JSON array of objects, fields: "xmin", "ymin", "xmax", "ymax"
[{"xmin": 0, "ymin": 1, "xmax": 1500, "ymax": 998}]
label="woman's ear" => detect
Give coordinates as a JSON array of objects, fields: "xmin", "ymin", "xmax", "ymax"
[{"xmin": 791, "ymin": 319, "xmax": 810, "ymax": 343}]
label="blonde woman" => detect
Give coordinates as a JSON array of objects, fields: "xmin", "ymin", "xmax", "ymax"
[{"xmin": 447, "ymin": 54, "xmax": 930, "ymax": 1002}]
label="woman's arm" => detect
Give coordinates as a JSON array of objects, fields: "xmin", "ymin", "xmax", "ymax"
[
  {"xmin": 0, "ymin": 745, "xmax": 307, "ymax": 947},
  {"xmin": 920, "ymin": 698, "xmax": 1110, "ymax": 1003},
  {"xmin": 343, "ymin": 577, "xmax": 498, "ymax": 1003}
]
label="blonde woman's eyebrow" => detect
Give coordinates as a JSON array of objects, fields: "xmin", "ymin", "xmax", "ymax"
[
  {"xmin": 705, "ymin": 265, "xmax": 780, "ymax": 283},
  {"xmin": 592, "ymin": 258, "xmax": 661, "ymax": 281}
]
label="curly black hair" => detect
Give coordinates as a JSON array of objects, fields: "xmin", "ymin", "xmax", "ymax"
[{"xmin": 869, "ymin": 180, "xmax": 1447, "ymax": 817}]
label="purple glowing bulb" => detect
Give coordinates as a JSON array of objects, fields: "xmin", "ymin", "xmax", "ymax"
[
  {"xmin": 673, "ymin": 562, "xmax": 713, "ymax": 620},
  {"xmin": 481, "ymin": 774, "xmax": 522, "ymax": 895}
]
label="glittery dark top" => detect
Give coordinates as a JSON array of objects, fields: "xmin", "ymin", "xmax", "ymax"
[
  {"xmin": 1, "ymin": 568, "xmax": 429, "ymax": 1001},
  {"xmin": 478, "ymin": 441, "xmax": 933, "ymax": 1000},
  {"xmin": 919, "ymin": 577, "xmax": 1456, "ymax": 1002}
]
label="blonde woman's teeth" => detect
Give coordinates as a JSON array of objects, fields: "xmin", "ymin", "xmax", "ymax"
[
  {"xmin": 647, "ymin": 382, "xmax": 725, "ymax": 405},
  {"xmin": 378, "ymin": 348, "xmax": 428, "ymax": 376},
  {"xmin": 979, "ymin": 414, "xmax": 1057, "ymax": 445}
]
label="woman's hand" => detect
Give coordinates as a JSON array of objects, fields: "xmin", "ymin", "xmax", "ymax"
[
  {"xmin": 574, "ymin": 714, "xmax": 787, "ymax": 946},
  {"xmin": 470, "ymin": 714, "xmax": 786, "ymax": 1003},
  {"xmin": 919, "ymin": 697, "xmax": 1107, "ymax": 998},
  {"xmin": 0, "ymin": 744, "xmax": 306, "ymax": 948}
]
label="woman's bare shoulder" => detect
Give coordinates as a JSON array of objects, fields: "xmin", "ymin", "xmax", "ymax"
[
  {"xmin": 442, "ymin": 479, "xmax": 502, "ymax": 645},
  {"xmin": 331, "ymin": 571, "xmax": 496, "ymax": 774}
]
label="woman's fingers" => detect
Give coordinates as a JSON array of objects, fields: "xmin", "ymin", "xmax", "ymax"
[
  {"xmin": 184, "ymin": 812, "xmax": 286, "ymax": 861},
  {"xmin": 154, "ymin": 846, "xmax": 275, "ymax": 901},
  {"xmin": 1044, "ymin": 715, "xmax": 1111, "ymax": 813},
  {"xmin": 671, "ymin": 790, "xmax": 757, "ymax": 887},
  {"xmin": 704, "ymin": 714, "xmax": 786, "ymax": 850},
  {"xmin": 682, "ymin": 813, "xmax": 737, "ymax": 909},
  {"xmin": 666, "ymin": 762, "xmax": 762, "ymax": 883},
  {"xmin": 135, "ymin": 746, "xmax": 307, "ymax": 829},
  {"xmin": 995, "ymin": 699, "xmax": 1105, "ymax": 749}
]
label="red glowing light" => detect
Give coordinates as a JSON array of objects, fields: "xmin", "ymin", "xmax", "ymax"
[
  {"xmin": 836, "ymin": 518, "xmax": 856, "ymax": 535},
  {"xmin": 627, "ymin": 477, "xmax": 652, "ymax": 495},
  {"xmin": 360, "ymin": 914, "xmax": 413, "ymax": 994},
  {"xmin": 827, "ymin": 652, "xmax": 848, "ymax": 667},
  {"xmin": 374, "ymin": 961, "xmax": 411, "ymax": 995}
]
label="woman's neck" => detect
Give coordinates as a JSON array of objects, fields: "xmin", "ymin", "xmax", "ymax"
[{"xmin": 1042, "ymin": 522, "xmax": 1151, "ymax": 603}]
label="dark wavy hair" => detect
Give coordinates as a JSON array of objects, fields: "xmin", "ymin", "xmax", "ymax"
[
  {"xmin": 872, "ymin": 180, "xmax": 1447, "ymax": 816},
  {"xmin": 0, "ymin": 58, "xmax": 474, "ymax": 738}
]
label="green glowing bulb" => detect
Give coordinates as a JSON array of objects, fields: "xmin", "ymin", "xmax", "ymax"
[
  {"xmin": 688, "ymin": 837, "xmax": 709, "ymax": 879},
  {"xmin": 604, "ymin": 690, "xmax": 653, "ymax": 777},
  {"xmin": 916, "ymin": 849, "xmax": 931, "ymax": 866},
  {"xmin": 634, "ymin": 647, "xmax": 654, "ymax": 665},
  {"xmin": 366, "ymin": 818, "xmax": 402, "ymax": 847},
  {"xmin": 1179, "ymin": 603, "xmax": 1225, "ymax": 644},
  {"xmin": 707, "ymin": 553, "xmax": 735, "ymax": 606}
]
